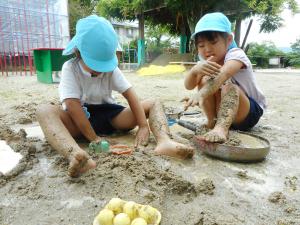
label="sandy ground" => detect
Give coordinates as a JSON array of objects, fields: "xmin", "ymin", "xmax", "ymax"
[{"xmin": 0, "ymin": 70, "xmax": 299, "ymax": 225}]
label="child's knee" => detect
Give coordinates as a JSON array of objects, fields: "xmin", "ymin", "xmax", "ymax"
[
  {"xmin": 142, "ymin": 98, "xmax": 160, "ymax": 115},
  {"xmin": 199, "ymin": 75, "xmax": 213, "ymax": 88},
  {"xmin": 221, "ymin": 83, "xmax": 239, "ymax": 94},
  {"xmin": 142, "ymin": 98, "xmax": 155, "ymax": 108},
  {"xmin": 36, "ymin": 104, "xmax": 59, "ymax": 120}
]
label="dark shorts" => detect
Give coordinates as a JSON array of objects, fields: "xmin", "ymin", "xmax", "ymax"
[
  {"xmin": 231, "ymin": 96, "xmax": 263, "ymax": 131},
  {"xmin": 84, "ymin": 103, "xmax": 126, "ymax": 135}
]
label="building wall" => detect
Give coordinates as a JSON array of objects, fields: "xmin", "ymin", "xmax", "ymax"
[{"xmin": 112, "ymin": 23, "xmax": 139, "ymax": 46}]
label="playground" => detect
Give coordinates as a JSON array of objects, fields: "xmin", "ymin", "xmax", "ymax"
[
  {"xmin": 1, "ymin": 0, "xmax": 300, "ymax": 224},
  {"xmin": 0, "ymin": 69, "xmax": 299, "ymax": 225}
]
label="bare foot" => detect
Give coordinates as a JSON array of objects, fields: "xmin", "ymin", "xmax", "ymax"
[
  {"xmin": 68, "ymin": 151, "xmax": 96, "ymax": 177},
  {"xmin": 154, "ymin": 139, "xmax": 194, "ymax": 159},
  {"xmin": 196, "ymin": 124, "xmax": 211, "ymax": 135},
  {"xmin": 203, "ymin": 126, "xmax": 228, "ymax": 143},
  {"xmin": 206, "ymin": 119, "xmax": 216, "ymax": 129},
  {"xmin": 193, "ymin": 135, "xmax": 217, "ymax": 151}
]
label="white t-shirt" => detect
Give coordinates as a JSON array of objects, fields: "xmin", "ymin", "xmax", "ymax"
[
  {"xmin": 225, "ymin": 48, "xmax": 266, "ymax": 110},
  {"xmin": 59, "ymin": 58, "xmax": 132, "ymax": 107}
]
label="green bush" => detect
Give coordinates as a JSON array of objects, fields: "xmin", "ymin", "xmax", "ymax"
[
  {"xmin": 247, "ymin": 41, "xmax": 284, "ymax": 68},
  {"xmin": 285, "ymin": 53, "xmax": 300, "ymax": 68}
]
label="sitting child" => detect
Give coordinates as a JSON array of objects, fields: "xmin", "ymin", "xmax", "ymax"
[
  {"xmin": 37, "ymin": 15, "xmax": 194, "ymax": 177},
  {"xmin": 183, "ymin": 12, "xmax": 266, "ymax": 143}
]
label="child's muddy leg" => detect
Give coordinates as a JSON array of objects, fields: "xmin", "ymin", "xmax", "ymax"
[
  {"xmin": 203, "ymin": 83, "xmax": 239, "ymax": 143},
  {"xmin": 36, "ymin": 104, "xmax": 96, "ymax": 177},
  {"xmin": 148, "ymin": 100, "xmax": 194, "ymax": 159},
  {"xmin": 202, "ymin": 93, "xmax": 221, "ymax": 129},
  {"xmin": 199, "ymin": 76, "xmax": 221, "ymax": 129}
]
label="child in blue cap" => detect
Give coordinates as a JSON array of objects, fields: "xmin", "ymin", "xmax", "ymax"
[
  {"xmin": 183, "ymin": 12, "xmax": 266, "ymax": 143},
  {"xmin": 37, "ymin": 15, "xmax": 194, "ymax": 177}
]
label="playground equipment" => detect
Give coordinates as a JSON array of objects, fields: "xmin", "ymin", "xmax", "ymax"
[
  {"xmin": 33, "ymin": 48, "xmax": 72, "ymax": 83},
  {"xmin": 0, "ymin": 0, "xmax": 69, "ymax": 76}
]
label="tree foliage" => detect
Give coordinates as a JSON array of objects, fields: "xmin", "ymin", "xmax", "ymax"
[
  {"xmin": 96, "ymin": 0, "xmax": 299, "ymax": 36},
  {"xmin": 247, "ymin": 41, "xmax": 284, "ymax": 67},
  {"xmin": 287, "ymin": 37, "xmax": 300, "ymax": 67},
  {"xmin": 68, "ymin": 0, "xmax": 97, "ymax": 37},
  {"xmin": 245, "ymin": 0, "xmax": 299, "ymax": 32},
  {"xmin": 247, "ymin": 39, "xmax": 300, "ymax": 68},
  {"xmin": 145, "ymin": 23, "xmax": 176, "ymax": 57},
  {"xmin": 291, "ymin": 37, "xmax": 300, "ymax": 53},
  {"xmin": 145, "ymin": 23, "xmax": 172, "ymax": 47}
]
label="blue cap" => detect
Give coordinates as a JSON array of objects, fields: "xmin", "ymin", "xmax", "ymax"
[
  {"xmin": 63, "ymin": 15, "xmax": 118, "ymax": 72},
  {"xmin": 191, "ymin": 12, "xmax": 237, "ymax": 50}
]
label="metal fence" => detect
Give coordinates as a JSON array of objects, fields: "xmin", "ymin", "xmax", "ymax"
[{"xmin": 0, "ymin": 0, "xmax": 69, "ymax": 76}]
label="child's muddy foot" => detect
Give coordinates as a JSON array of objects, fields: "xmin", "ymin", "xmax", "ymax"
[
  {"xmin": 196, "ymin": 124, "xmax": 212, "ymax": 135},
  {"xmin": 203, "ymin": 127, "xmax": 227, "ymax": 143},
  {"xmin": 154, "ymin": 140, "xmax": 194, "ymax": 159},
  {"xmin": 68, "ymin": 151, "xmax": 96, "ymax": 178},
  {"xmin": 206, "ymin": 120, "xmax": 216, "ymax": 129}
]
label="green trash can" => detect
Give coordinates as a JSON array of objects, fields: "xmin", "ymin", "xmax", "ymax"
[{"xmin": 33, "ymin": 48, "xmax": 72, "ymax": 84}]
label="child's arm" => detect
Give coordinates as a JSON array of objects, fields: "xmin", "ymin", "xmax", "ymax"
[
  {"xmin": 185, "ymin": 59, "xmax": 244, "ymax": 109},
  {"xmin": 64, "ymin": 98, "xmax": 100, "ymax": 142},
  {"xmin": 184, "ymin": 57, "xmax": 221, "ymax": 90},
  {"xmin": 122, "ymin": 87, "xmax": 150, "ymax": 147}
]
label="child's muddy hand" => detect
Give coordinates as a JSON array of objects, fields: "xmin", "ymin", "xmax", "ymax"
[
  {"xmin": 182, "ymin": 92, "xmax": 204, "ymax": 111},
  {"xmin": 180, "ymin": 96, "xmax": 190, "ymax": 103},
  {"xmin": 92, "ymin": 136, "xmax": 104, "ymax": 144},
  {"xmin": 181, "ymin": 97, "xmax": 191, "ymax": 111},
  {"xmin": 193, "ymin": 57, "xmax": 221, "ymax": 78},
  {"xmin": 182, "ymin": 96, "xmax": 200, "ymax": 111},
  {"xmin": 135, "ymin": 126, "xmax": 150, "ymax": 147}
]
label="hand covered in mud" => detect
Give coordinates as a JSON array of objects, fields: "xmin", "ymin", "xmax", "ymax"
[
  {"xmin": 192, "ymin": 56, "xmax": 221, "ymax": 78},
  {"xmin": 135, "ymin": 125, "xmax": 150, "ymax": 148},
  {"xmin": 181, "ymin": 90, "xmax": 205, "ymax": 111},
  {"xmin": 92, "ymin": 135, "xmax": 104, "ymax": 144}
]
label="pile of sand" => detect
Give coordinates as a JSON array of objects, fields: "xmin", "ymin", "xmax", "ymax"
[
  {"xmin": 137, "ymin": 65, "xmax": 186, "ymax": 76},
  {"xmin": 150, "ymin": 53, "xmax": 194, "ymax": 66},
  {"xmin": 137, "ymin": 53, "xmax": 195, "ymax": 76}
]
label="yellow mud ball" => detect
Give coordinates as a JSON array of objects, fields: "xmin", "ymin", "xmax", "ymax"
[
  {"xmin": 113, "ymin": 213, "xmax": 131, "ymax": 225},
  {"xmin": 96, "ymin": 208, "xmax": 114, "ymax": 225},
  {"xmin": 106, "ymin": 198, "xmax": 125, "ymax": 214},
  {"xmin": 131, "ymin": 218, "xmax": 147, "ymax": 225},
  {"xmin": 138, "ymin": 205, "xmax": 157, "ymax": 224},
  {"xmin": 123, "ymin": 201, "xmax": 138, "ymax": 220}
]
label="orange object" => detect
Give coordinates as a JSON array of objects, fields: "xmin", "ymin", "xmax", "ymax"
[{"xmin": 111, "ymin": 145, "xmax": 132, "ymax": 155}]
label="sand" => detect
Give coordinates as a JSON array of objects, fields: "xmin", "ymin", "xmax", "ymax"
[{"xmin": 0, "ymin": 70, "xmax": 300, "ymax": 225}]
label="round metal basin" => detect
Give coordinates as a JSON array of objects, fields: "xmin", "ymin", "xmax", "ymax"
[{"xmin": 193, "ymin": 132, "xmax": 270, "ymax": 162}]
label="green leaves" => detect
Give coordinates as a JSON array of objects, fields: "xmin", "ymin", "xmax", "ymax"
[
  {"xmin": 247, "ymin": 41, "xmax": 284, "ymax": 67},
  {"xmin": 259, "ymin": 14, "xmax": 284, "ymax": 32},
  {"xmin": 291, "ymin": 37, "xmax": 300, "ymax": 53},
  {"xmin": 95, "ymin": 0, "xmax": 299, "ymax": 35},
  {"xmin": 244, "ymin": 0, "xmax": 299, "ymax": 33},
  {"xmin": 287, "ymin": 38, "xmax": 300, "ymax": 67},
  {"xmin": 68, "ymin": 0, "xmax": 97, "ymax": 37}
]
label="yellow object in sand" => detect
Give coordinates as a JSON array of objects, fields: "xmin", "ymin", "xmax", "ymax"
[
  {"xmin": 137, "ymin": 65, "xmax": 186, "ymax": 76},
  {"xmin": 96, "ymin": 209, "xmax": 114, "ymax": 225},
  {"xmin": 138, "ymin": 205, "xmax": 158, "ymax": 224},
  {"xmin": 131, "ymin": 218, "xmax": 147, "ymax": 225},
  {"xmin": 123, "ymin": 201, "xmax": 138, "ymax": 220},
  {"xmin": 113, "ymin": 213, "xmax": 131, "ymax": 225},
  {"xmin": 106, "ymin": 198, "xmax": 125, "ymax": 214},
  {"xmin": 93, "ymin": 198, "xmax": 161, "ymax": 225}
]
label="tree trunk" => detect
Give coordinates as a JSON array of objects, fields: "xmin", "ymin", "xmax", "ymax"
[
  {"xmin": 186, "ymin": 34, "xmax": 190, "ymax": 53},
  {"xmin": 235, "ymin": 18, "xmax": 242, "ymax": 47}
]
